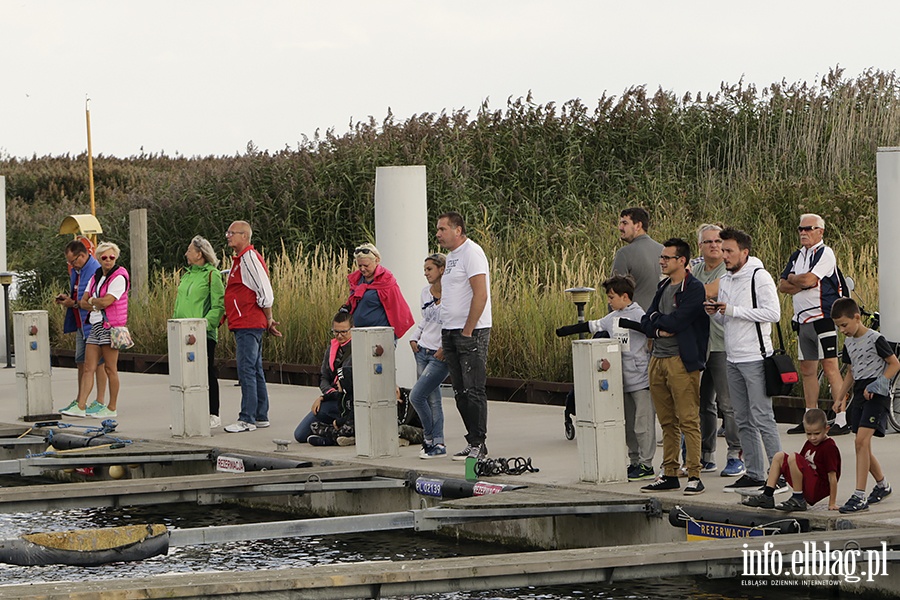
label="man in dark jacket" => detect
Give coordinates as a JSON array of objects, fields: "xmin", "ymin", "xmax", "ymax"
[{"xmin": 640, "ymin": 238, "xmax": 709, "ymax": 495}]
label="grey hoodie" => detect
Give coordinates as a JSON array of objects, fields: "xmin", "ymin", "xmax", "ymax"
[{"xmin": 587, "ymin": 302, "xmax": 650, "ymax": 392}]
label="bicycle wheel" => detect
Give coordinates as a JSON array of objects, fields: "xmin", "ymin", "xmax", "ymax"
[{"xmin": 888, "ymin": 372, "xmax": 900, "ymax": 433}]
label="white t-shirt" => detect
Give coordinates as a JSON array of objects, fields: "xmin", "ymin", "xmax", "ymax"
[
  {"xmin": 441, "ymin": 238, "xmax": 492, "ymax": 330},
  {"xmin": 790, "ymin": 242, "xmax": 836, "ymax": 322},
  {"xmin": 88, "ymin": 272, "xmax": 126, "ymax": 325}
]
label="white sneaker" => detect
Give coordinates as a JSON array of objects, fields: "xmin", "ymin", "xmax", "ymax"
[
  {"xmin": 256, "ymin": 421, "xmax": 270, "ymax": 428},
  {"xmin": 209, "ymin": 415, "xmax": 222, "ymax": 429},
  {"xmin": 224, "ymin": 421, "xmax": 256, "ymax": 433}
]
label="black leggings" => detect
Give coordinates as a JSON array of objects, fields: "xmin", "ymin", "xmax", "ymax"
[{"xmin": 207, "ymin": 338, "xmax": 220, "ymax": 416}]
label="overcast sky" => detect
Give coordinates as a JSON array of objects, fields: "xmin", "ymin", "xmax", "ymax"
[{"xmin": 2, "ymin": 0, "xmax": 898, "ymax": 159}]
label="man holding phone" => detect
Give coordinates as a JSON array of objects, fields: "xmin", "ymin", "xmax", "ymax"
[
  {"xmin": 707, "ymin": 228, "xmax": 783, "ymax": 492},
  {"xmin": 56, "ymin": 240, "xmax": 107, "ymax": 414}
]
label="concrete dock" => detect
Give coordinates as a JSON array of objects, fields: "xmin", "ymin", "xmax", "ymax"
[{"xmin": 3, "ymin": 367, "xmax": 900, "ymax": 597}]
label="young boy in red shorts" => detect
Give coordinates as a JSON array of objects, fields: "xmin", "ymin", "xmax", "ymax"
[{"xmin": 742, "ymin": 408, "xmax": 840, "ymax": 511}]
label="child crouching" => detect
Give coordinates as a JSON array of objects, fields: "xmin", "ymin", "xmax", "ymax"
[{"xmin": 743, "ymin": 408, "xmax": 840, "ymax": 511}]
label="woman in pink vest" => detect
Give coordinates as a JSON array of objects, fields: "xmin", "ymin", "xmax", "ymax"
[{"xmin": 62, "ymin": 241, "xmax": 129, "ymax": 419}]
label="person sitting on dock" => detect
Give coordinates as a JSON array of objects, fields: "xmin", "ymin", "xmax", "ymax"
[
  {"xmin": 831, "ymin": 297, "xmax": 899, "ymax": 513},
  {"xmin": 556, "ymin": 274, "xmax": 655, "ymax": 482},
  {"xmin": 293, "ymin": 312, "xmax": 355, "ymax": 446},
  {"xmin": 743, "ymin": 408, "xmax": 840, "ymax": 511}
]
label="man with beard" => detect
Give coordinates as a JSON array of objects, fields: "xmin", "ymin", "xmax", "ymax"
[{"xmin": 707, "ymin": 228, "xmax": 783, "ymax": 493}]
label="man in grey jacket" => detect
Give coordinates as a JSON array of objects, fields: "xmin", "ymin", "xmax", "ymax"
[
  {"xmin": 611, "ymin": 207, "xmax": 663, "ymax": 311},
  {"xmin": 707, "ymin": 228, "xmax": 783, "ymax": 493}
]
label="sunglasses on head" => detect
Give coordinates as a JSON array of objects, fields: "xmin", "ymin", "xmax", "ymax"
[{"xmin": 354, "ymin": 247, "xmax": 373, "ymax": 255}]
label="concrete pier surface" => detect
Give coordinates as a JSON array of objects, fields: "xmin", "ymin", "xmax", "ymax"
[
  {"xmin": 6, "ymin": 368, "xmax": 900, "ymax": 598},
  {"xmin": 3, "ymin": 366, "xmax": 900, "ymax": 525}
]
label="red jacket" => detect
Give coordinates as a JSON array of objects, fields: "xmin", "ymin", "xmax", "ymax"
[
  {"xmin": 345, "ymin": 265, "xmax": 415, "ymax": 338},
  {"xmin": 225, "ymin": 245, "xmax": 272, "ymax": 330}
]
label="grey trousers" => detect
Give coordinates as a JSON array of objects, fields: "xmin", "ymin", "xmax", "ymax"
[
  {"xmin": 700, "ymin": 351, "xmax": 742, "ymax": 462},
  {"xmin": 624, "ymin": 387, "xmax": 656, "ymax": 468},
  {"xmin": 726, "ymin": 360, "xmax": 782, "ymax": 481}
]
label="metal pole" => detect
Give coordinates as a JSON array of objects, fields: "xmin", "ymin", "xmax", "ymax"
[
  {"xmin": 85, "ymin": 97, "xmax": 96, "ymax": 217},
  {"xmin": 2, "ymin": 280, "xmax": 11, "ymax": 368}
]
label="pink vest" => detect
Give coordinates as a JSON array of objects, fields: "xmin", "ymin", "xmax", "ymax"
[{"xmin": 89, "ymin": 267, "xmax": 130, "ymax": 327}]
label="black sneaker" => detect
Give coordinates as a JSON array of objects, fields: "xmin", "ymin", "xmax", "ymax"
[
  {"xmin": 641, "ymin": 475, "xmax": 679, "ymax": 493},
  {"xmin": 452, "ymin": 444, "xmax": 477, "ymax": 461},
  {"xmin": 724, "ymin": 474, "xmax": 766, "ymax": 492},
  {"xmin": 830, "ymin": 423, "xmax": 852, "ymax": 436},
  {"xmin": 839, "ymin": 495, "xmax": 869, "ymax": 514},
  {"xmin": 469, "ymin": 443, "xmax": 488, "ymax": 460},
  {"xmin": 307, "ymin": 435, "xmax": 331, "ymax": 446},
  {"xmin": 628, "ymin": 464, "xmax": 656, "ymax": 482},
  {"xmin": 683, "ymin": 477, "xmax": 705, "ymax": 495},
  {"xmin": 773, "ymin": 476, "xmax": 790, "ymax": 494},
  {"xmin": 786, "ymin": 423, "xmax": 806, "ymax": 434},
  {"xmin": 743, "ymin": 494, "xmax": 775, "ymax": 509},
  {"xmin": 868, "ymin": 484, "xmax": 892, "ymax": 504},
  {"xmin": 776, "ymin": 495, "xmax": 808, "ymax": 511}
]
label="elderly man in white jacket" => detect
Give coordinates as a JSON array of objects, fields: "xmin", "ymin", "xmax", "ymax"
[{"xmin": 706, "ymin": 227, "xmax": 783, "ymax": 493}]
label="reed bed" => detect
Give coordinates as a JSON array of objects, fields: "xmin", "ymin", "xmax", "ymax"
[{"xmin": 6, "ymin": 67, "xmax": 898, "ymax": 381}]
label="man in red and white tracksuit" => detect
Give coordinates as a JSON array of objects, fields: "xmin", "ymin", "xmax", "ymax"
[{"xmin": 223, "ymin": 220, "xmax": 282, "ymax": 433}]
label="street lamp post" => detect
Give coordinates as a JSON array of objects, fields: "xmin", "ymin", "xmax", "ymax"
[{"xmin": 564, "ymin": 287, "xmax": 595, "ymax": 339}]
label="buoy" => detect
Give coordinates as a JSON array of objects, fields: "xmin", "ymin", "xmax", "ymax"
[{"xmin": 108, "ymin": 465, "xmax": 125, "ymax": 480}]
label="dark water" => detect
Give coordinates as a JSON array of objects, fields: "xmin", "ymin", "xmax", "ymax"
[{"xmin": 0, "ymin": 503, "xmax": 839, "ymax": 598}]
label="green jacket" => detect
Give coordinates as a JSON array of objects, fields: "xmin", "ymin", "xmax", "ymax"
[{"xmin": 172, "ymin": 263, "xmax": 225, "ymax": 342}]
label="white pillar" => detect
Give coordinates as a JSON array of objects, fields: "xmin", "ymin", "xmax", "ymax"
[
  {"xmin": 167, "ymin": 318, "xmax": 210, "ymax": 437},
  {"xmin": 352, "ymin": 326, "xmax": 400, "ymax": 457},
  {"xmin": 572, "ymin": 338, "xmax": 627, "ymax": 483},
  {"xmin": 14, "ymin": 310, "xmax": 53, "ymax": 419},
  {"xmin": 0, "ymin": 176, "xmax": 7, "ymax": 365},
  {"xmin": 878, "ymin": 148, "xmax": 900, "ymax": 342},
  {"xmin": 374, "ymin": 166, "xmax": 428, "ymax": 388}
]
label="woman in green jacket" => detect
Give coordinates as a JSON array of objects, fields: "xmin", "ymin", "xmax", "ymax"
[{"xmin": 173, "ymin": 236, "xmax": 226, "ymax": 428}]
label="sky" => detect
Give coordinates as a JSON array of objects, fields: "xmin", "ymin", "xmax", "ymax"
[{"xmin": 2, "ymin": 0, "xmax": 899, "ymax": 159}]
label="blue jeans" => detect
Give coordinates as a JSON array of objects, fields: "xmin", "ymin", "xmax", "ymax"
[
  {"xmin": 233, "ymin": 328, "xmax": 269, "ymax": 424},
  {"xmin": 293, "ymin": 398, "xmax": 342, "ymax": 443},
  {"xmin": 410, "ymin": 347, "xmax": 449, "ymax": 445}
]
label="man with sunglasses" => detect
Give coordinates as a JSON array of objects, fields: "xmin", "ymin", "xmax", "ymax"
[
  {"xmin": 223, "ymin": 221, "xmax": 283, "ymax": 433},
  {"xmin": 639, "ymin": 238, "xmax": 709, "ymax": 495},
  {"xmin": 778, "ymin": 214, "xmax": 848, "ymax": 436}
]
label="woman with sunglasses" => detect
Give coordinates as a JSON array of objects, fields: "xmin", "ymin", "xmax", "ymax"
[
  {"xmin": 342, "ymin": 243, "xmax": 414, "ymax": 339},
  {"xmin": 172, "ymin": 236, "xmax": 226, "ymax": 428},
  {"xmin": 409, "ymin": 253, "xmax": 450, "ymax": 458},
  {"xmin": 62, "ymin": 242, "xmax": 129, "ymax": 419}
]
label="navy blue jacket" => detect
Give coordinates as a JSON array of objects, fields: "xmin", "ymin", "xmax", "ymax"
[{"xmin": 640, "ymin": 273, "xmax": 709, "ymax": 372}]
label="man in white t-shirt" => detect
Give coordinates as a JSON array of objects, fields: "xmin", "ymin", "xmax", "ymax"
[
  {"xmin": 778, "ymin": 213, "xmax": 848, "ymax": 435},
  {"xmin": 436, "ymin": 211, "xmax": 492, "ymax": 462}
]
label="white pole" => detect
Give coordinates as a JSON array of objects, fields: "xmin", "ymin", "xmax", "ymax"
[
  {"xmin": 0, "ymin": 176, "xmax": 6, "ymax": 364},
  {"xmin": 877, "ymin": 148, "xmax": 900, "ymax": 341},
  {"xmin": 374, "ymin": 166, "xmax": 428, "ymax": 388}
]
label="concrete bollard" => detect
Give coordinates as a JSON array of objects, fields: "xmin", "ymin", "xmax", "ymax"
[
  {"xmin": 572, "ymin": 338, "xmax": 627, "ymax": 483},
  {"xmin": 14, "ymin": 310, "xmax": 53, "ymax": 420},
  {"xmin": 352, "ymin": 326, "xmax": 399, "ymax": 457},
  {"xmin": 167, "ymin": 319, "xmax": 209, "ymax": 438}
]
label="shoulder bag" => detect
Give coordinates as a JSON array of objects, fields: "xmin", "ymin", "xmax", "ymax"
[{"xmin": 751, "ymin": 268, "xmax": 798, "ymax": 397}]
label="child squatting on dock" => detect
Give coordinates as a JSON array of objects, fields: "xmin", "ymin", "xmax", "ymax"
[
  {"xmin": 742, "ymin": 408, "xmax": 841, "ymax": 511},
  {"xmin": 831, "ymin": 297, "xmax": 899, "ymax": 513}
]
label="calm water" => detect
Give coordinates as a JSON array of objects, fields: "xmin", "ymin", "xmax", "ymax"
[{"xmin": 0, "ymin": 502, "xmax": 840, "ymax": 599}]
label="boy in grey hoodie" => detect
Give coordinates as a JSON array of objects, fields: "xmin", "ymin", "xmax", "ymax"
[{"xmin": 557, "ymin": 275, "xmax": 655, "ymax": 481}]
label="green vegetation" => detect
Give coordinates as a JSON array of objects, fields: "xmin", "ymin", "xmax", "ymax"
[{"xmin": 6, "ymin": 66, "xmax": 900, "ymax": 381}]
